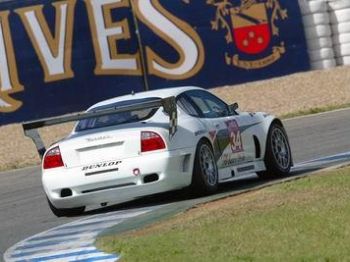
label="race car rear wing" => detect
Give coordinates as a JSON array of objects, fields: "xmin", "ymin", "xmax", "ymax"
[{"xmin": 22, "ymin": 96, "xmax": 177, "ymax": 159}]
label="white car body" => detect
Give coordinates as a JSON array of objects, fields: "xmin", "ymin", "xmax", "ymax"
[{"xmin": 42, "ymin": 86, "xmax": 291, "ymax": 215}]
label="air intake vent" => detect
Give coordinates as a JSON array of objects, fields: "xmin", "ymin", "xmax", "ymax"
[{"xmin": 253, "ymin": 135, "xmax": 261, "ymax": 158}]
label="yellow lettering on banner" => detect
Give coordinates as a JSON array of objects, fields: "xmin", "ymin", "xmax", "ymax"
[
  {"xmin": 84, "ymin": 0, "xmax": 142, "ymax": 75},
  {"xmin": 15, "ymin": 1, "xmax": 76, "ymax": 83},
  {"xmin": 0, "ymin": 11, "xmax": 23, "ymax": 113},
  {"xmin": 132, "ymin": 0, "xmax": 204, "ymax": 80}
]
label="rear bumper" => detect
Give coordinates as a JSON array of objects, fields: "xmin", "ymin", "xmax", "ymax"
[{"xmin": 43, "ymin": 148, "xmax": 194, "ymax": 209}]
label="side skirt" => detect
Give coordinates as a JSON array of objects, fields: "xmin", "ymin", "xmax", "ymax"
[{"xmin": 218, "ymin": 160, "xmax": 266, "ymax": 183}]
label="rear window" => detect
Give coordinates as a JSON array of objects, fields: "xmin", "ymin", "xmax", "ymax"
[{"xmin": 75, "ymin": 97, "xmax": 160, "ymax": 132}]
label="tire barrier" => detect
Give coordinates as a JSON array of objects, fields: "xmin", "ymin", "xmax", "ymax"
[
  {"xmin": 328, "ymin": 0, "xmax": 350, "ymax": 10},
  {"xmin": 329, "ymin": 8, "xmax": 350, "ymax": 23},
  {"xmin": 333, "ymin": 33, "xmax": 350, "ymax": 45},
  {"xmin": 336, "ymin": 56, "xmax": 350, "ymax": 65},
  {"xmin": 304, "ymin": 24, "xmax": 332, "ymax": 39},
  {"xmin": 300, "ymin": 0, "xmax": 335, "ymax": 70},
  {"xmin": 299, "ymin": 0, "xmax": 328, "ymax": 15},
  {"xmin": 328, "ymin": 0, "xmax": 350, "ymax": 65},
  {"xmin": 308, "ymin": 48, "xmax": 335, "ymax": 62},
  {"xmin": 310, "ymin": 58, "xmax": 337, "ymax": 69},
  {"xmin": 331, "ymin": 21, "xmax": 350, "ymax": 34},
  {"xmin": 300, "ymin": 0, "xmax": 350, "ymax": 67},
  {"xmin": 302, "ymin": 12, "xmax": 330, "ymax": 27},
  {"xmin": 307, "ymin": 37, "xmax": 333, "ymax": 49},
  {"xmin": 334, "ymin": 43, "xmax": 350, "ymax": 57}
]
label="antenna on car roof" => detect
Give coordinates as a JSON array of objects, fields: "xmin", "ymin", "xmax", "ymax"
[{"xmin": 131, "ymin": 90, "xmax": 135, "ymax": 95}]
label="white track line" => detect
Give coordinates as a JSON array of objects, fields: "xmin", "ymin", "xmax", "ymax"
[
  {"xmin": 4, "ymin": 206, "xmax": 164, "ymax": 262},
  {"xmin": 295, "ymin": 151, "xmax": 350, "ymax": 166}
]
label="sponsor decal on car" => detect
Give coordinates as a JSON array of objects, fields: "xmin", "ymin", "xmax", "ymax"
[
  {"xmin": 226, "ymin": 119, "xmax": 243, "ymax": 153},
  {"xmin": 82, "ymin": 160, "xmax": 122, "ymax": 171},
  {"xmin": 209, "ymin": 130, "xmax": 217, "ymax": 140},
  {"xmin": 86, "ymin": 135, "xmax": 113, "ymax": 142},
  {"xmin": 222, "ymin": 154, "xmax": 246, "ymax": 167}
]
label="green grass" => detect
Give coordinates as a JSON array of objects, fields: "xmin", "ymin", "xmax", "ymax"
[
  {"xmin": 281, "ymin": 103, "xmax": 350, "ymax": 119},
  {"xmin": 97, "ymin": 167, "xmax": 350, "ymax": 261}
]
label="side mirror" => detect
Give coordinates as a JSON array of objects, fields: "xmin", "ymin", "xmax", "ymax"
[{"xmin": 229, "ymin": 103, "xmax": 239, "ymax": 115}]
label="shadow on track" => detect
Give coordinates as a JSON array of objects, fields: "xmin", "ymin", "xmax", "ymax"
[{"xmin": 78, "ymin": 163, "xmax": 330, "ymax": 217}]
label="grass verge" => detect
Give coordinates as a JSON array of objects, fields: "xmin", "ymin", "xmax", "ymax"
[
  {"xmin": 280, "ymin": 103, "xmax": 350, "ymax": 119},
  {"xmin": 97, "ymin": 166, "xmax": 350, "ymax": 261}
]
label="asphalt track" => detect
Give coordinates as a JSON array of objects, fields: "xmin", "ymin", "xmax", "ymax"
[{"xmin": 1, "ymin": 108, "xmax": 350, "ymax": 261}]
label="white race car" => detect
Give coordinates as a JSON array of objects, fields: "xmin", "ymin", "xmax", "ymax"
[{"xmin": 40, "ymin": 86, "xmax": 292, "ymax": 216}]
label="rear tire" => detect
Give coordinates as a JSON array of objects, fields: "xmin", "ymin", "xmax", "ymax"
[
  {"xmin": 191, "ymin": 140, "xmax": 218, "ymax": 195},
  {"xmin": 258, "ymin": 123, "xmax": 292, "ymax": 179},
  {"xmin": 47, "ymin": 197, "xmax": 85, "ymax": 217}
]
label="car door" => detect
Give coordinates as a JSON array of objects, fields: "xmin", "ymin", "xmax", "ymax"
[
  {"xmin": 177, "ymin": 91, "xmax": 225, "ymax": 161},
  {"xmin": 181, "ymin": 90, "xmax": 252, "ymax": 172}
]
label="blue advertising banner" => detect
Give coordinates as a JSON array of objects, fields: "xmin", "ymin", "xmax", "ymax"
[
  {"xmin": 140, "ymin": 0, "xmax": 310, "ymax": 89},
  {"xmin": 0, "ymin": 0, "xmax": 309, "ymax": 126}
]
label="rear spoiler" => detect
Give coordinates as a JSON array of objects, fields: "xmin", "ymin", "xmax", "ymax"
[{"xmin": 22, "ymin": 96, "xmax": 178, "ymax": 159}]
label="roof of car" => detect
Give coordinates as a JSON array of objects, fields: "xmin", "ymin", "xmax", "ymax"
[{"xmin": 88, "ymin": 86, "xmax": 204, "ymax": 110}]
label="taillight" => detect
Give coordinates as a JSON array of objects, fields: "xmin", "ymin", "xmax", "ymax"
[
  {"xmin": 43, "ymin": 146, "xmax": 64, "ymax": 169},
  {"xmin": 141, "ymin": 131, "xmax": 166, "ymax": 152}
]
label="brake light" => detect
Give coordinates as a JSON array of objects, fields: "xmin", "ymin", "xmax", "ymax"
[
  {"xmin": 141, "ymin": 131, "xmax": 166, "ymax": 152},
  {"xmin": 43, "ymin": 146, "xmax": 64, "ymax": 169}
]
